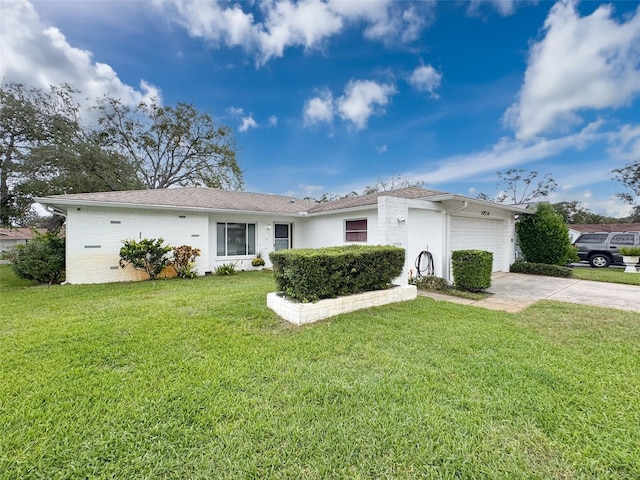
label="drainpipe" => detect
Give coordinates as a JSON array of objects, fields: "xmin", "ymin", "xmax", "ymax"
[
  {"xmin": 44, "ymin": 205, "xmax": 67, "ymax": 218},
  {"xmin": 444, "ymin": 200, "xmax": 468, "ymax": 282}
]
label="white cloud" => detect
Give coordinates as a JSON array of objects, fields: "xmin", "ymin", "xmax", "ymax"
[
  {"xmin": 607, "ymin": 123, "xmax": 640, "ymax": 161},
  {"xmin": 337, "ymin": 80, "xmax": 396, "ymax": 130},
  {"xmin": 226, "ymin": 106, "xmax": 245, "ymax": 117},
  {"xmin": 0, "ymin": 0, "xmax": 159, "ymax": 118},
  {"xmin": 504, "ymin": 1, "xmax": 640, "ymax": 140},
  {"xmin": 467, "ymin": 0, "xmax": 518, "ymax": 17},
  {"xmin": 376, "ymin": 144, "xmax": 388, "ymax": 154},
  {"xmin": 239, "ymin": 116, "xmax": 258, "ymax": 132},
  {"xmin": 267, "ymin": 115, "xmax": 278, "ymax": 127},
  {"xmin": 409, "ymin": 64, "xmax": 442, "ymax": 97},
  {"xmin": 303, "ymin": 90, "xmax": 334, "ymax": 126},
  {"xmin": 415, "ymin": 121, "xmax": 605, "ymax": 184},
  {"xmin": 158, "ymin": 0, "xmax": 434, "ymax": 66},
  {"xmin": 227, "ymin": 106, "xmax": 258, "ymax": 132},
  {"xmin": 304, "ymin": 79, "xmax": 396, "ymax": 130}
]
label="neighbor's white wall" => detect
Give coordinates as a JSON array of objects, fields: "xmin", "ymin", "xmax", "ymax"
[{"xmin": 65, "ymin": 207, "xmax": 209, "ymax": 284}]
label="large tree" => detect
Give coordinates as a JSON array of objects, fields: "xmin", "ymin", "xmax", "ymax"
[
  {"xmin": 612, "ymin": 160, "xmax": 640, "ymax": 220},
  {"xmin": 96, "ymin": 96, "xmax": 243, "ymax": 190},
  {"xmin": 551, "ymin": 201, "xmax": 618, "ymax": 224},
  {"xmin": 1, "ymin": 82, "xmax": 143, "ymax": 226},
  {"xmin": 0, "ymin": 82, "xmax": 51, "ymax": 226},
  {"xmin": 478, "ymin": 168, "xmax": 557, "ymax": 204}
]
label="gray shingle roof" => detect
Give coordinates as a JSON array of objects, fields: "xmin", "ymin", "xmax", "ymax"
[
  {"xmin": 36, "ymin": 186, "xmax": 461, "ymax": 216},
  {"xmin": 306, "ymin": 186, "xmax": 448, "ymax": 213},
  {"xmin": 36, "ymin": 188, "xmax": 317, "ymax": 214}
]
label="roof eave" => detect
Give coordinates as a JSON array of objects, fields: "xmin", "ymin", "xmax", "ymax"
[
  {"xmin": 34, "ymin": 197, "xmax": 305, "ymax": 217},
  {"xmin": 426, "ymin": 194, "xmax": 532, "ymax": 214}
]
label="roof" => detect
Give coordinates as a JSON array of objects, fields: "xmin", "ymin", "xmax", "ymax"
[
  {"xmin": 35, "ymin": 186, "xmax": 531, "ymax": 216},
  {"xmin": 36, "ymin": 188, "xmax": 317, "ymax": 215},
  {"xmin": 306, "ymin": 186, "xmax": 447, "ymax": 213},
  {"xmin": 569, "ymin": 223, "xmax": 640, "ymax": 233},
  {"xmin": 0, "ymin": 227, "xmax": 44, "ymax": 241}
]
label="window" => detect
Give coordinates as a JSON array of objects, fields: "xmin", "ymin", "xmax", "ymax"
[
  {"xmin": 576, "ymin": 234, "xmax": 608, "ymax": 243},
  {"xmin": 217, "ymin": 222, "xmax": 256, "ymax": 256},
  {"xmin": 345, "ymin": 219, "xmax": 367, "ymax": 242},
  {"xmin": 610, "ymin": 234, "xmax": 635, "ymax": 245}
]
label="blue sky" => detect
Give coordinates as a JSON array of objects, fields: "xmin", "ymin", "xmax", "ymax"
[{"xmin": 2, "ymin": 0, "xmax": 640, "ymax": 216}]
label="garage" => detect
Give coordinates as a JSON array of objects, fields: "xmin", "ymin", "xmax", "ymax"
[{"xmin": 450, "ymin": 217, "xmax": 505, "ymax": 272}]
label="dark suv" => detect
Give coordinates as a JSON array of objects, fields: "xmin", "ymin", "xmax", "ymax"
[{"xmin": 574, "ymin": 231, "xmax": 640, "ymax": 268}]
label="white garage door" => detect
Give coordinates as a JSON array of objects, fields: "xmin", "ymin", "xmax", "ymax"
[{"xmin": 451, "ymin": 217, "xmax": 504, "ymax": 272}]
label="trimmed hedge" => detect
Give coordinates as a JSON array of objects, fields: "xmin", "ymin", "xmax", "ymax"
[
  {"xmin": 451, "ymin": 250, "xmax": 493, "ymax": 292},
  {"xmin": 269, "ymin": 245, "xmax": 405, "ymax": 302},
  {"xmin": 510, "ymin": 260, "xmax": 573, "ymax": 278}
]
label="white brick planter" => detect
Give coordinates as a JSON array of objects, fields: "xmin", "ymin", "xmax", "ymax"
[{"xmin": 267, "ymin": 285, "xmax": 417, "ymax": 325}]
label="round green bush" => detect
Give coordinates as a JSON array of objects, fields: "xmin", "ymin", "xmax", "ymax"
[
  {"xmin": 9, "ymin": 230, "xmax": 65, "ymax": 284},
  {"xmin": 451, "ymin": 250, "xmax": 493, "ymax": 292}
]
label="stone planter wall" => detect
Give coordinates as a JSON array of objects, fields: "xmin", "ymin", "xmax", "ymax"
[{"xmin": 267, "ymin": 285, "xmax": 417, "ymax": 325}]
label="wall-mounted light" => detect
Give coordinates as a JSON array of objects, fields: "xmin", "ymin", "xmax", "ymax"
[
  {"xmin": 397, "ymin": 217, "xmax": 406, "ymax": 224},
  {"xmin": 266, "ymin": 224, "xmax": 272, "ymax": 231}
]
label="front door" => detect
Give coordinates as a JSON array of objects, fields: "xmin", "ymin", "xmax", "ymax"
[{"xmin": 274, "ymin": 223, "xmax": 291, "ymax": 251}]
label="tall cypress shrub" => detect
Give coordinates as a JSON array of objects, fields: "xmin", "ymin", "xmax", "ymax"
[{"xmin": 515, "ymin": 203, "xmax": 577, "ymax": 266}]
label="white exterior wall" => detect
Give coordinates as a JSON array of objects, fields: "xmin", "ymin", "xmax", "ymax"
[
  {"xmin": 296, "ymin": 210, "xmax": 379, "ymax": 248},
  {"xmin": 62, "ymin": 197, "xmax": 519, "ymax": 284},
  {"xmin": 207, "ymin": 213, "xmax": 299, "ymax": 271},
  {"xmin": 378, "ymin": 197, "xmax": 444, "ymax": 284},
  {"xmin": 407, "ymin": 208, "xmax": 445, "ymax": 278},
  {"xmin": 65, "ymin": 207, "xmax": 209, "ymax": 284}
]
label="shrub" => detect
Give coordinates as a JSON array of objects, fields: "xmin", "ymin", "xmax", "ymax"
[
  {"xmin": 270, "ymin": 245, "xmax": 405, "ymax": 302},
  {"xmin": 171, "ymin": 245, "xmax": 201, "ymax": 279},
  {"xmin": 451, "ymin": 250, "xmax": 493, "ymax": 292},
  {"xmin": 516, "ymin": 203, "xmax": 578, "ymax": 265},
  {"xmin": 619, "ymin": 246, "xmax": 640, "ymax": 256},
  {"xmin": 251, "ymin": 251, "xmax": 265, "ymax": 267},
  {"xmin": 9, "ymin": 230, "xmax": 65, "ymax": 285},
  {"xmin": 509, "ymin": 260, "xmax": 573, "ymax": 278},
  {"xmin": 215, "ymin": 262, "xmax": 238, "ymax": 275},
  {"xmin": 414, "ymin": 275, "xmax": 449, "ymax": 292},
  {"xmin": 119, "ymin": 238, "xmax": 172, "ymax": 280}
]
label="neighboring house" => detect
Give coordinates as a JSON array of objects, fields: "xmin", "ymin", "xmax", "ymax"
[
  {"xmin": 0, "ymin": 228, "xmax": 45, "ymax": 255},
  {"xmin": 35, "ymin": 186, "xmax": 530, "ymax": 285},
  {"xmin": 568, "ymin": 223, "xmax": 640, "ymax": 243}
]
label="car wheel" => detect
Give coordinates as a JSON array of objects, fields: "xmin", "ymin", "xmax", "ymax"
[{"xmin": 589, "ymin": 254, "xmax": 611, "ymax": 268}]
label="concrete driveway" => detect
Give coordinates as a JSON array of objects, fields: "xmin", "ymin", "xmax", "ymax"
[{"xmin": 419, "ymin": 272, "xmax": 640, "ymax": 313}]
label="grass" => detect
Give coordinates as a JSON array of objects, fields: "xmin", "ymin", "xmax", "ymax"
[
  {"xmin": 1, "ymin": 265, "xmax": 639, "ymax": 478},
  {"xmin": 571, "ymin": 265, "xmax": 640, "ymax": 285}
]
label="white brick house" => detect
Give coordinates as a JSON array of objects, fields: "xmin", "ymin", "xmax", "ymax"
[{"xmin": 36, "ymin": 186, "xmax": 530, "ymax": 284}]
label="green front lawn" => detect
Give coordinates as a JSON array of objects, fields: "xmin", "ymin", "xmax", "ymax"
[
  {"xmin": 1, "ymin": 266, "xmax": 639, "ymax": 478},
  {"xmin": 572, "ymin": 265, "xmax": 640, "ymax": 285}
]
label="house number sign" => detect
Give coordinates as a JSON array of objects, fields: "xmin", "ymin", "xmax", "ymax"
[{"xmin": 480, "ymin": 210, "xmax": 490, "ymax": 216}]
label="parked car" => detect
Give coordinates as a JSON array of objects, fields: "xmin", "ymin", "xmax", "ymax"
[{"xmin": 573, "ymin": 231, "xmax": 640, "ymax": 268}]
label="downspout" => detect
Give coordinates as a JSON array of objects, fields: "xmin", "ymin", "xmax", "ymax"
[
  {"xmin": 44, "ymin": 205, "xmax": 67, "ymax": 218},
  {"xmin": 444, "ymin": 200, "xmax": 468, "ymax": 282}
]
